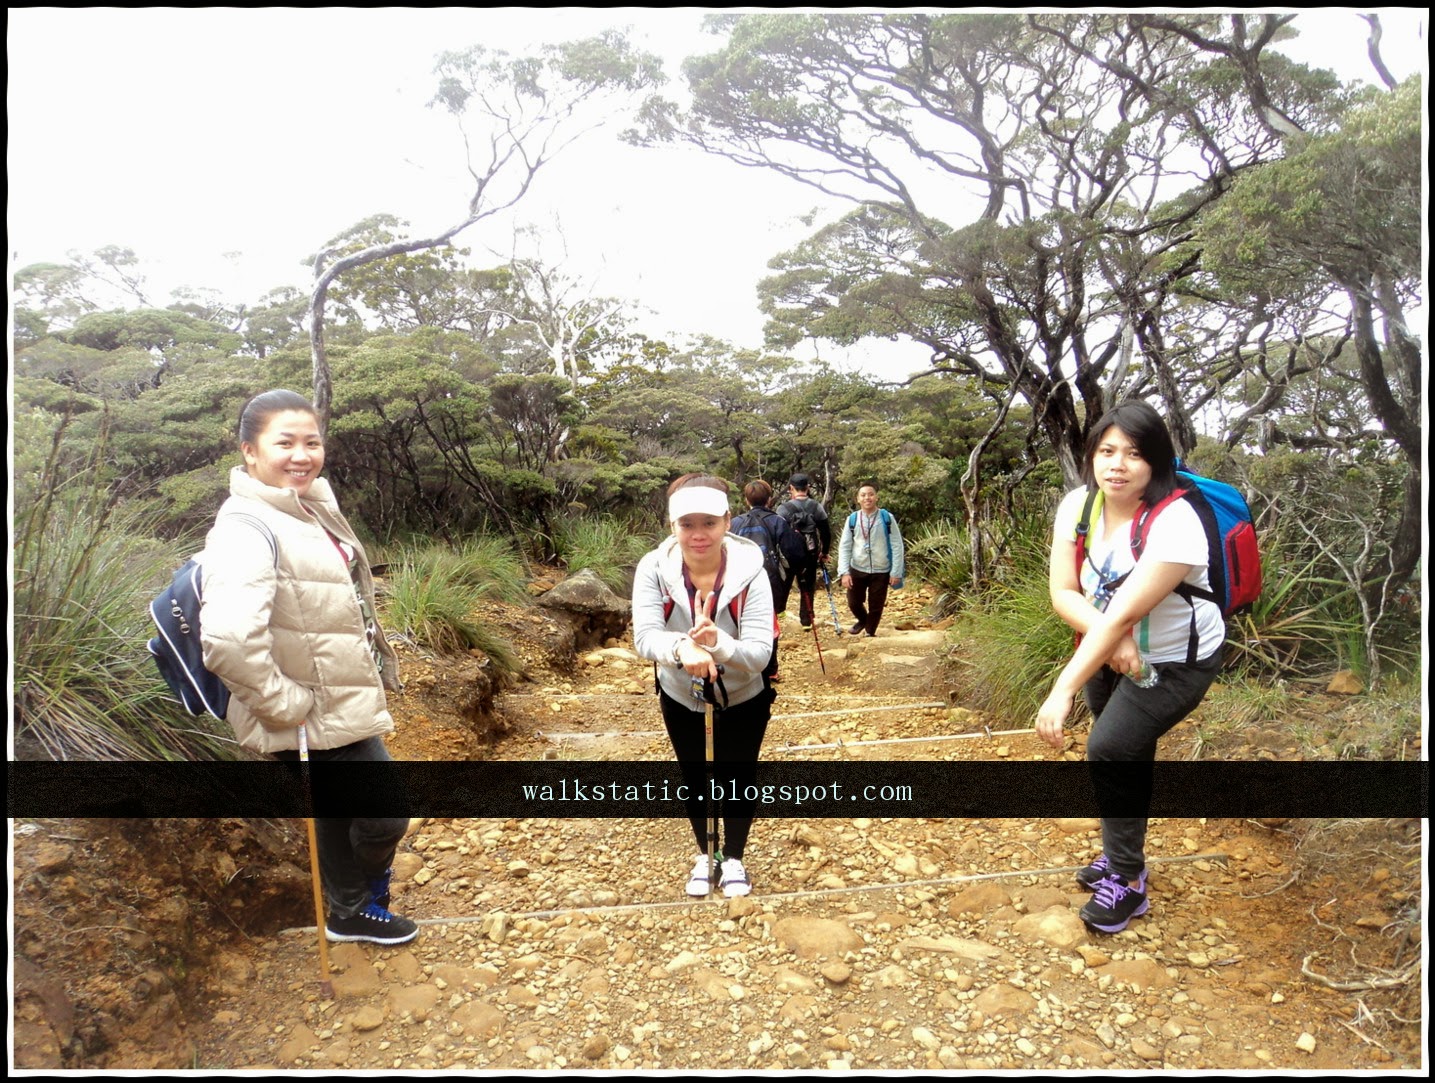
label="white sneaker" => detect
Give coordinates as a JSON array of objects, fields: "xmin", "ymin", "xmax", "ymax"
[
  {"xmin": 720, "ymin": 856, "xmax": 751, "ymax": 898},
  {"xmin": 686, "ymin": 854, "xmax": 713, "ymax": 897}
]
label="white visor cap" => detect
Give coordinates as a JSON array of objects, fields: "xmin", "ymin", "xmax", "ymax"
[{"xmin": 668, "ymin": 485, "xmax": 730, "ymax": 523}]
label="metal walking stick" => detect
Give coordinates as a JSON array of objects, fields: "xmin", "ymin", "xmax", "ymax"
[
  {"xmin": 821, "ymin": 566, "xmax": 844, "ymax": 636},
  {"xmin": 298, "ymin": 723, "xmax": 334, "ymax": 998}
]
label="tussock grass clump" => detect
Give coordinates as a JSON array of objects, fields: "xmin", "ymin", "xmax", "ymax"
[
  {"xmin": 946, "ymin": 530, "xmax": 1072, "ymax": 728},
  {"xmin": 14, "ymin": 415, "xmax": 238, "ymax": 760},
  {"xmin": 551, "ymin": 515, "xmax": 654, "ymax": 594},
  {"xmin": 381, "ymin": 542, "xmax": 523, "ymax": 676}
]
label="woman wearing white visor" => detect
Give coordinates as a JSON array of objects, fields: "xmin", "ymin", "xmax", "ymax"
[{"xmin": 632, "ymin": 474, "xmax": 777, "ymax": 898}]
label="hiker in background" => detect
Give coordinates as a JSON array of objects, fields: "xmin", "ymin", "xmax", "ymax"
[
  {"xmin": 1036, "ymin": 400, "xmax": 1225, "ymax": 934},
  {"xmin": 632, "ymin": 474, "xmax": 777, "ymax": 898},
  {"xmin": 730, "ymin": 479, "xmax": 806, "ymax": 683},
  {"xmin": 776, "ymin": 472, "xmax": 831, "ymax": 630},
  {"xmin": 836, "ymin": 483, "xmax": 905, "ymax": 637},
  {"xmin": 200, "ymin": 389, "xmax": 416, "ymax": 946}
]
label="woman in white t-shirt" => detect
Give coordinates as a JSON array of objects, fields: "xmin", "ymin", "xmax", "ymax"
[{"xmin": 1037, "ymin": 401, "xmax": 1225, "ymax": 934}]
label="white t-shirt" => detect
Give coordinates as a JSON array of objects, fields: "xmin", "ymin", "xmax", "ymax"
[{"xmin": 1053, "ymin": 487, "xmax": 1226, "ymax": 663}]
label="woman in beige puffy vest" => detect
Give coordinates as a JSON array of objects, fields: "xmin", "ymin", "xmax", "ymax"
[{"xmin": 200, "ymin": 389, "xmax": 415, "ymax": 946}]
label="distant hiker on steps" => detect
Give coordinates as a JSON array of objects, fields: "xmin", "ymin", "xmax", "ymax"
[
  {"xmin": 632, "ymin": 474, "xmax": 777, "ymax": 898},
  {"xmin": 837, "ymin": 483, "xmax": 905, "ymax": 637},
  {"xmin": 199, "ymin": 389, "xmax": 416, "ymax": 947},
  {"xmin": 730, "ymin": 480, "xmax": 806, "ymax": 683},
  {"xmin": 776, "ymin": 472, "xmax": 831, "ymax": 630}
]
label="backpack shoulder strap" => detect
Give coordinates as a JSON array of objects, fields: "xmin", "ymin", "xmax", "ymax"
[
  {"xmin": 217, "ymin": 511, "xmax": 279, "ymax": 567},
  {"xmin": 1073, "ymin": 488, "xmax": 1102, "ymax": 579},
  {"xmin": 1129, "ymin": 489, "xmax": 1187, "ymax": 561}
]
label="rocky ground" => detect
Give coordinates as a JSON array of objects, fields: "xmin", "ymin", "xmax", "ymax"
[{"xmin": 10, "ymin": 580, "xmax": 1425, "ymax": 1073}]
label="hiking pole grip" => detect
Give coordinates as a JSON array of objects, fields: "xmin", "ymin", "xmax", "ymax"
[{"xmin": 298, "ymin": 724, "xmax": 334, "ymax": 998}]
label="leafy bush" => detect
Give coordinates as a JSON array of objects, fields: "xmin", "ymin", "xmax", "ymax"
[
  {"xmin": 380, "ymin": 543, "xmax": 522, "ymax": 675},
  {"xmin": 905, "ymin": 518, "xmax": 973, "ymax": 617},
  {"xmin": 13, "ymin": 414, "xmax": 239, "ymax": 760},
  {"xmin": 947, "ymin": 528, "xmax": 1073, "ymax": 727},
  {"xmin": 551, "ymin": 514, "xmax": 655, "ymax": 593}
]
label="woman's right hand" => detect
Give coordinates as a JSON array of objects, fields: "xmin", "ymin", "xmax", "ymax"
[{"xmin": 676, "ymin": 638, "xmax": 718, "ymax": 680}]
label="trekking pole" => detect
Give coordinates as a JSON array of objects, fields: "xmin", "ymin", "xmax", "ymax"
[
  {"xmin": 297, "ymin": 724, "xmax": 334, "ymax": 998},
  {"xmin": 809, "ymin": 609, "xmax": 826, "ymax": 674},
  {"xmin": 699, "ymin": 666, "xmax": 725, "ymax": 897},
  {"xmin": 821, "ymin": 566, "xmax": 843, "ymax": 636}
]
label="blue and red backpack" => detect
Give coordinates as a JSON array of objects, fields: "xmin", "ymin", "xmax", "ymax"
[{"xmin": 1075, "ymin": 462, "xmax": 1262, "ymax": 661}]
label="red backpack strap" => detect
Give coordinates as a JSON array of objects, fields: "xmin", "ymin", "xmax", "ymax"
[{"xmin": 1129, "ymin": 488, "xmax": 1188, "ymax": 561}]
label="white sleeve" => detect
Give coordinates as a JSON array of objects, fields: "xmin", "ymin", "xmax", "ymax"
[
  {"xmin": 1052, "ymin": 487, "xmax": 1090, "ymax": 544},
  {"xmin": 1143, "ymin": 499, "xmax": 1209, "ymax": 567}
]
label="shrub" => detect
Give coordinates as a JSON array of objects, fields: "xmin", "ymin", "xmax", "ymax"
[
  {"xmin": 14, "ymin": 414, "xmax": 239, "ymax": 760},
  {"xmin": 947, "ymin": 528, "xmax": 1073, "ymax": 727},
  {"xmin": 905, "ymin": 518, "xmax": 973, "ymax": 617},
  {"xmin": 551, "ymin": 514, "xmax": 655, "ymax": 594},
  {"xmin": 380, "ymin": 543, "xmax": 522, "ymax": 676}
]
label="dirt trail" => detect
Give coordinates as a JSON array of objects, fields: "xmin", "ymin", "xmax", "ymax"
[{"xmin": 10, "ymin": 585, "xmax": 1423, "ymax": 1071}]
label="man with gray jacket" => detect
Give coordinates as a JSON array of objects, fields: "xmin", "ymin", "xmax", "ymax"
[{"xmin": 837, "ymin": 483, "xmax": 905, "ymax": 637}]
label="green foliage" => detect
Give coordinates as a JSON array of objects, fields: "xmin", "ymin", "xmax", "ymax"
[
  {"xmin": 64, "ymin": 307, "xmax": 242, "ymax": 355},
  {"xmin": 1221, "ymin": 536, "xmax": 1357, "ymax": 678},
  {"xmin": 380, "ymin": 542, "xmax": 523, "ymax": 675},
  {"xmin": 946, "ymin": 529, "xmax": 1073, "ymax": 727},
  {"xmin": 551, "ymin": 515, "xmax": 657, "ymax": 593},
  {"xmin": 905, "ymin": 519, "xmax": 974, "ymax": 617},
  {"xmin": 13, "ymin": 415, "xmax": 239, "ymax": 760},
  {"xmin": 444, "ymin": 535, "xmax": 533, "ymax": 605},
  {"xmin": 833, "ymin": 418, "xmax": 953, "ymax": 529}
]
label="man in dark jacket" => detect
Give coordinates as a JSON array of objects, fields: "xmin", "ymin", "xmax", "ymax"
[
  {"xmin": 776, "ymin": 473, "xmax": 832, "ymax": 630},
  {"xmin": 730, "ymin": 479, "xmax": 806, "ymax": 681}
]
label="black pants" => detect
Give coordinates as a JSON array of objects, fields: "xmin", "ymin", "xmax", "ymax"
[
  {"xmin": 1084, "ymin": 647, "xmax": 1224, "ymax": 878},
  {"xmin": 274, "ymin": 735, "xmax": 409, "ymax": 919},
  {"xmin": 846, "ymin": 570, "xmax": 891, "ymax": 635},
  {"xmin": 660, "ymin": 688, "xmax": 771, "ymax": 860},
  {"xmin": 793, "ymin": 560, "xmax": 818, "ymax": 626}
]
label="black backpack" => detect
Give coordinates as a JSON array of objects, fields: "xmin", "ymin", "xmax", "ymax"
[
  {"xmin": 732, "ymin": 508, "xmax": 800, "ymax": 580},
  {"xmin": 148, "ymin": 513, "xmax": 277, "ymax": 719},
  {"xmin": 785, "ymin": 499, "xmax": 823, "ymax": 556}
]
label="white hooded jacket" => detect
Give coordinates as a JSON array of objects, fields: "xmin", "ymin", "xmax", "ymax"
[{"xmin": 632, "ymin": 532, "xmax": 775, "ymax": 711}]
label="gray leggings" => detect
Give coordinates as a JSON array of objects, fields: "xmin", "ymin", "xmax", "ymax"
[{"xmin": 1084, "ymin": 647, "xmax": 1223, "ymax": 878}]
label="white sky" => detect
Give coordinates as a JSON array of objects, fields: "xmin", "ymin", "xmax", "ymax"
[{"xmin": 7, "ymin": 8, "xmax": 1428, "ymax": 379}]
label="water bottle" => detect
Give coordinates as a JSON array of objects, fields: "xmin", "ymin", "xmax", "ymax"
[{"xmin": 1132, "ymin": 660, "xmax": 1160, "ymax": 688}]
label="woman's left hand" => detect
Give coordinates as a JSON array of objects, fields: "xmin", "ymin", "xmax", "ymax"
[{"xmin": 1035, "ymin": 690, "xmax": 1071, "ymax": 750}]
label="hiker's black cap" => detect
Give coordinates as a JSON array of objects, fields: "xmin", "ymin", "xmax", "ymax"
[{"xmin": 789, "ymin": 472, "xmax": 810, "ymax": 489}]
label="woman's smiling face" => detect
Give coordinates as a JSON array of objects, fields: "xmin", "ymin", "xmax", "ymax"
[
  {"xmin": 242, "ymin": 409, "xmax": 324, "ymax": 496},
  {"xmin": 1091, "ymin": 425, "xmax": 1152, "ymax": 504}
]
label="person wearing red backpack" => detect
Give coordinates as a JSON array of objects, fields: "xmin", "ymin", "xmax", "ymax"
[
  {"xmin": 730, "ymin": 479, "xmax": 806, "ymax": 683},
  {"xmin": 1036, "ymin": 401, "xmax": 1226, "ymax": 934},
  {"xmin": 632, "ymin": 474, "xmax": 777, "ymax": 898}
]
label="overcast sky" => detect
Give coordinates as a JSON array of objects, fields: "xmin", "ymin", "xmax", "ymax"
[{"xmin": 7, "ymin": 8, "xmax": 1427, "ymax": 378}]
